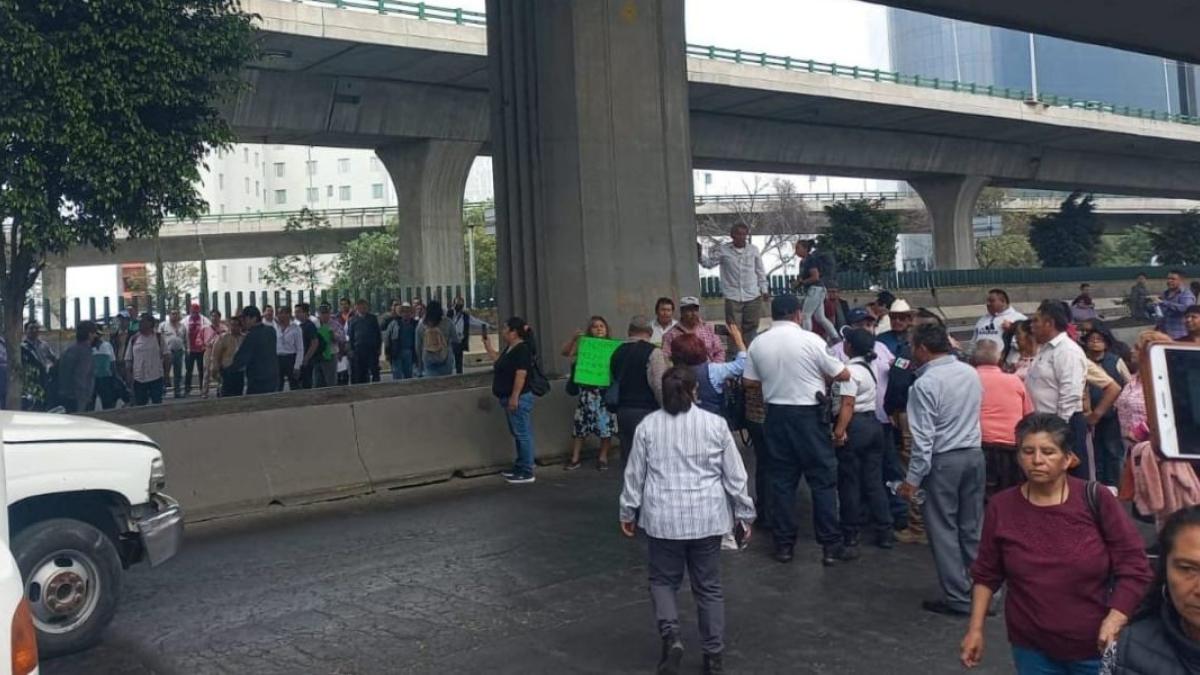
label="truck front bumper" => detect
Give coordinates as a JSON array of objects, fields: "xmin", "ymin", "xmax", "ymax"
[{"xmin": 136, "ymin": 493, "xmax": 184, "ymax": 567}]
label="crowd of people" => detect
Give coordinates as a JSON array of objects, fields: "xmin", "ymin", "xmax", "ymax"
[
  {"xmin": 7, "ymin": 295, "xmax": 475, "ymax": 412},
  {"xmin": 475, "ymin": 228, "xmax": 1200, "ymax": 674}
]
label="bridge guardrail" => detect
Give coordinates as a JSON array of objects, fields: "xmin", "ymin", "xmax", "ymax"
[{"xmin": 285, "ymin": 0, "xmax": 1200, "ymax": 128}]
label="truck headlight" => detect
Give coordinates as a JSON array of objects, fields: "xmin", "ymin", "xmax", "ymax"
[{"xmin": 149, "ymin": 457, "xmax": 167, "ymax": 494}]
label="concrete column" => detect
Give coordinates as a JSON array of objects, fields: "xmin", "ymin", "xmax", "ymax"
[
  {"xmin": 375, "ymin": 140, "xmax": 482, "ymax": 292},
  {"xmin": 486, "ymin": 0, "xmax": 697, "ymax": 369},
  {"xmin": 910, "ymin": 176, "xmax": 988, "ymax": 270},
  {"xmin": 41, "ymin": 261, "xmax": 67, "ymax": 329}
]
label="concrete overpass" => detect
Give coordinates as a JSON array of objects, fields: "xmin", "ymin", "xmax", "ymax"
[{"xmin": 228, "ymin": 0, "xmax": 1200, "ymax": 284}]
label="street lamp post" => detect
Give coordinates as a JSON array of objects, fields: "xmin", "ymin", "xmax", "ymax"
[{"xmin": 467, "ymin": 221, "xmax": 477, "ymax": 309}]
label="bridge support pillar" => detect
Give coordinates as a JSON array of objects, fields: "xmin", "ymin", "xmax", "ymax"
[
  {"xmin": 41, "ymin": 262, "xmax": 67, "ymax": 329},
  {"xmin": 375, "ymin": 139, "xmax": 482, "ymax": 295},
  {"xmin": 911, "ymin": 175, "xmax": 988, "ymax": 270},
  {"xmin": 486, "ymin": 0, "xmax": 697, "ymax": 368}
]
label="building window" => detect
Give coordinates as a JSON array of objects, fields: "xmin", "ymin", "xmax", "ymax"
[
  {"xmin": 243, "ymin": 148, "xmax": 249, "ymax": 163},
  {"xmin": 703, "ymin": 172, "xmax": 712, "ymax": 186},
  {"xmin": 273, "ymin": 162, "xmax": 285, "ymax": 178},
  {"xmin": 274, "ymin": 189, "xmax": 287, "ymax": 205},
  {"xmin": 327, "ymin": 185, "xmax": 334, "ymax": 198},
  {"xmin": 244, "ymin": 177, "xmax": 250, "ymax": 194},
  {"xmin": 338, "ymin": 158, "xmax": 350, "ymax": 174},
  {"xmin": 306, "ymin": 187, "xmax": 319, "ymax": 203},
  {"xmin": 254, "ymin": 152, "xmax": 260, "ymax": 167},
  {"xmin": 255, "ymin": 181, "xmax": 260, "ymax": 196},
  {"xmin": 371, "ymin": 183, "xmax": 384, "ymax": 199},
  {"xmin": 370, "ymin": 157, "xmax": 381, "ymax": 172},
  {"xmin": 339, "ymin": 185, "xmax": 351, "ymax": 201},
  {"xmin": 306, "ymin": 160, "xmax": 318, "ymax": 176},
  {"xmin": 220, "ymin": 265, "xmax": 228, "ymax": 283},
  {"xmin": 247, "ymin": 268, "xmax": 253, "ymax": 283},
  {"xmin": 218, "ymin": 204, "xmax": 225, "ymax": 214},
  {"xmin": 218, "ymin": 173, "xmax": 225, "ymax": 189}
]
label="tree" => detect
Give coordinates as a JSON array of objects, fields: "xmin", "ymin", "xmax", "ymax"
[
  {"xmin": 333, "ymin": 223, "xmax": 402, "ymax": 292},
  {"xmin": 820, "ymin": 199, "xmax": 900, "ymax": 279},
  {"xmin": 976, "ymin": 232, "xmax": 1040, "ymax": 268},
  {"xmin": 153, "ymin": 262, "xmax": 201, "ymax": 310},
  {"xmin": 696, "ymin": 177, "xmax": 811, "ymax": 277},
  {"xmin": 463, "ymin": 205, "xmax": 497, "ymax": 303},
  {"xmin": 0, "ymin": 1, "xmax": 255, "ymax": 409},
  {"xmin": 1027, "ymin": 192, "xmax": 1103, "ymax": 267},
  {"xmin": 259, "ymin": 208, "xmax": 335, "ymax": 294},
  {"xmin": 1097, "ymin": 224, "xmax": 1157, "ymax": 267},
  {"xmin": 1149, "ymin": 211, "xmax": 1200, "ymax": 265}
]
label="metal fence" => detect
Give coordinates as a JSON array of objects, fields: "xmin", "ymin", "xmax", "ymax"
[
  {"xmin": 700, "ymin": 265, "xmax": 1200, "ymax": 298},
  {"xmin": 291, "ymin": 0, "xmax": 1199, "ymax": 128},
  {"xmin": 25, "ymin": 283, "xmax": 498, "ymax": 332}
]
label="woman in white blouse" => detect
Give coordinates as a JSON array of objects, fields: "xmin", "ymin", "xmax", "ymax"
[{"xmin": 619, "ymin": 366, "xmax": 756, "ymax": 675}]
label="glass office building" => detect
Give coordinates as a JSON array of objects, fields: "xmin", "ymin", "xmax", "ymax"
[{"xmin": 888, "ymin": 9, "xmax": 1198, "ymax": 114}]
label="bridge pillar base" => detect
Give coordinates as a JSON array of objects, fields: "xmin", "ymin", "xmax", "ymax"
[
  {"xmin": 487, "ymin": 0, "xmax": 697, "ymax": 370},
  {"xmin": 911, "ymin": 175, "xmax": 988, "ymax": 270},
  {"xmin": 375, "ymin": 140, "xmax": 481, "ymax": 297}
]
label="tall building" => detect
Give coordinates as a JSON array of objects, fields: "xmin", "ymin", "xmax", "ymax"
[{"xmin": 888, "ymin": 9, "xmax": 1198, "ymax": 114}]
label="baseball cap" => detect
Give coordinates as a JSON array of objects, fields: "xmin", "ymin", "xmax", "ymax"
[
  {"xmin": 679, "ymin": 296, "xmax": 701, "ymax": 308},
  {"xmin": 846, "ymin": 307, "xmax": 873, "ymax": 325}
]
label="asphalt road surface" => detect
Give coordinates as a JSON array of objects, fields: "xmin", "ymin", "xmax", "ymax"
[{"xmin": 44, "ymin": 465, "xmax": 1015, "ymax": 674}]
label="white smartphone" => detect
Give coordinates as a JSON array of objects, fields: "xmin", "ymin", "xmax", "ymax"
[{"xmin": 1147, "ymin": 343, "xmax": 1200, "ymax": 459}]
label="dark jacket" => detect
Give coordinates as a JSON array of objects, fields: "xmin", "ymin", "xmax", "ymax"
[
  {"xmin": 610, "ymin": 341, "xmax": 658, "ymax": 410},
  {"xmin": 385, "ymin": 318, "xmax": 418, "ymax": 360},
  {"xmin": 1107, "ymin": 604, "xmax": 1200, "ymax": 674},
  {"xmin": 229, "ymin": 323, "xmax": 279, "ymax": 395},
  {"xmin": 348, "ymin": 313, "xmax": 382, "ymax": 353}
]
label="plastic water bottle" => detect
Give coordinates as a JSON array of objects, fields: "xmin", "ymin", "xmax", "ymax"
[{"xmin": 887, "ymin": 480, "xmax": 926, "ymax": 506}]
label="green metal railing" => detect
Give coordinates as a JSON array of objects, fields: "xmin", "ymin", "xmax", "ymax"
[
  {"xmin": 701, "ymin": 265, "xmax": 1200, "ymax": 297},
  {"xmin": 288, "ymin": 0, "xmax": 1200, "ymax": 128}
]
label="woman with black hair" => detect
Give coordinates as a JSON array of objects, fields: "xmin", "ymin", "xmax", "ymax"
[
  {"xmin": 832, "ymin": 328, "xmax": 893, "ymax": 551},
  {"xmin": 483, "ymin": 317, "xmax": 538, "ymax": 484},
  {"xmin": 1002, "ymin": 319, "xmax": 1037, "ymax": 380},
  {"xmin": 416, "ymin": 299, "xmax": 457, "ymax": 378},
  {"xmin": 961, "ymin": 413, "xmax": 1152, "ymax": 674},
  {"xmin": 619, "ymin": 366, "xmax": 755, "ymax": 675},
  {"xmin": 1103, "ymin": 505, "xmax": 1200, "ymax": 673},
  {"xmin": 1083, "ymin": 328, "xmax": 1131, "ymax": 487}
]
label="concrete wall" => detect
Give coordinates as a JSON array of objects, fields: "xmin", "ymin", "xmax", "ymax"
[{"xmin": 90, "ymin": 374, "xmax": 575, "ymax": 521}]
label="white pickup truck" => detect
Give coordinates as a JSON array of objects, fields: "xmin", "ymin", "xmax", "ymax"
[{"xmin": 0, "ymin": 411, "xmax": 183, "ymax": 658}]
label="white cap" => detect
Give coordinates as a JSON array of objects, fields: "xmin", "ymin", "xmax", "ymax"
[{"xmin": 889, "ymin": 299, "xmax": 913, "ymax": 314}]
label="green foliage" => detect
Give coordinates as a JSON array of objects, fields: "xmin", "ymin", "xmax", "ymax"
[
  {"xmin": 0, "ymin": 0, "xmax": 256, "ymax": 408},
  {"xmin": 260, "ymin": 208, "xmax": 334, "ymax": 293},
  {"xmin": 976, "ymin": 234, "xmax": 1040, "ymax": 269},
  {"xmin": 333, "ymin": 223, "xmax": 402, "ymax": 291},
  {"xmin": 154, "ymin": 262, "xmax": 200, "ymax": 310},
  {"xmin": 820, "ymin": 200, "xmax": 900, "ymax": 278},
  {"xmin": 1150, "ymin": 211, "xmax": 1200, "ymax": 265},
  {"xmin": 463, "ymin": 204, "xmax": 497, "ymax": 300},
  {"xmin": 1097, "ymin": 225, "xmax": 1157, "ymax": 267},
  {"xmin": 1027, "ymin": 192, "xmax": 1103, "ymax": 267}
]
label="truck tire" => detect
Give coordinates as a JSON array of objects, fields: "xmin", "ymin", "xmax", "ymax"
[{"xmin": 12, "ymin": 518, "xmax": 123, "ymax": 658}]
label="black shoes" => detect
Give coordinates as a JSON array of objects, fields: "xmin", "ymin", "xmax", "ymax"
[
  {"xmin": 703, "ymin": 653, "xmax": 725, "ymax": 674},
  {"xmin": 773, "ymin": 545, "xmax": 794, "ymax": 563},
  {"xmin": 874, "ymin": 530, "xmax": 896, "ymax": 549},
  {"xmin": 822, "ymin": 544, "xmax": 859, "ymax": 566},
  {"xmin": 657, "ymin": 633, "xmax": 683, "ymax": 675}
]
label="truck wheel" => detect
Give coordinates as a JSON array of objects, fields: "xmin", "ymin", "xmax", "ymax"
[{"xmin": 12, "ymin": 519, "xmax": 123, "ymax": 658}]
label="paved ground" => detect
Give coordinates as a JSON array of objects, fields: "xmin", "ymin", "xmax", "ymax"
[{"xmin": 43, "ymin": 466, "xmax": 1015, "ymax": 674}]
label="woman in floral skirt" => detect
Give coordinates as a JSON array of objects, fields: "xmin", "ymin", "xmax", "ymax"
[{"xmin": 562, "ymin": 316, "xmax": 619, "ymax": 471}]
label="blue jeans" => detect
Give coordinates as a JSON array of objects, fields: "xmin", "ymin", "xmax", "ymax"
[
  {"xmin": 1011, "ymin": 647, "xmax": 1100, "ymax": 675},
  {"xmin": 502, "ymin": 393, "xmax": 536, "ymax": 476},
  {"xmin": 421, "ymin": 357, "xmax": 454, "ymax": 378},
  {"xmin": 390, "ymin": 352, "xmax": 414, "ymax": 380}
]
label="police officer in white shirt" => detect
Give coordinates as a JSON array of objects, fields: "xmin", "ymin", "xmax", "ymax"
[
  {"xmin": 832, "ymin": 328, "xmax": 894, "ymax": 552},
  {"xmin": 973, "ymin": 288, "xmax": 1026, "ymax": 347},
  {"xmin": 744, "ymin": 294, "xmax": 851, "ymax": 566}
]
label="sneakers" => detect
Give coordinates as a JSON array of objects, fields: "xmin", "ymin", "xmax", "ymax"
[
  {"xmin": 657, "ymin": 633, "xmax": 684, "ymax": 675},
  {"xmin": 921, "ymin": 599, "xmax": 970, "ymax": 617},
  {"xmin": 822, "ymin": 544, "xmax": 859, "ymax": 566},
  {"xmin": 500, "ymin": 470, "xmax": 536, "ymax": 484},
  {"xmin": 703, "ymin": 653, "xmax": 725, "ymax": 674},
  {"xmin": 563, "ymin": 461, "xmax": 582, "ymax": 472}
]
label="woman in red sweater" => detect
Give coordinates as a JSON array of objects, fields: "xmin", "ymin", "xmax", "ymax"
[{"xmin": 960, "ymin": 413, "xmax": 1153, "ymax": 674}]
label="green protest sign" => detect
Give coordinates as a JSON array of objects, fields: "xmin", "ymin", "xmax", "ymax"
[{"xmin": 573, "ymin": 337, "xmax": 623, "ymax": 387}]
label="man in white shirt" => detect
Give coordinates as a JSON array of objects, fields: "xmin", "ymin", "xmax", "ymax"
[
  {"xmin": 650, "ymin": 297, "xmax": 677, "ymax": 347},
  {"xmin": 699, "ymin": 223, "xmax": 768, "ymax": 343},
  {"xmin": 274, "ymin": 305, "xmax": 304, "ymax": 391},
  {"xmin": 973, "ymin": 288, "xmax": 1026, "ymax": 347},
  {"xmin": 159, "ymin": 309, "xmax": 186, "ymax": 399},
  {"xmin": 744, "ymin": 294, "xmax": 850, "ymax": 566},
  {"xmin": 1025, "ymin": 300, "xmax": 1092, "ymax": 477}
]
